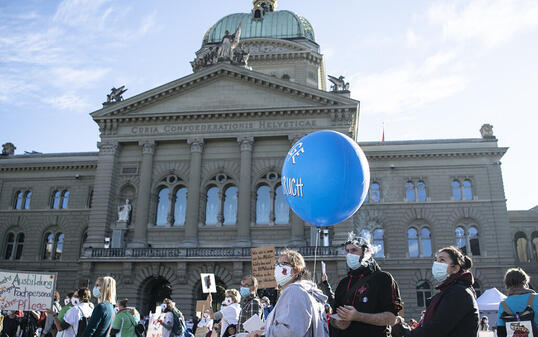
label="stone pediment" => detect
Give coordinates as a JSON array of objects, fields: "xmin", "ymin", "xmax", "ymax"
[{"xmin": 91, "ymin": 64, "xmax": 358, "ymax": 120}]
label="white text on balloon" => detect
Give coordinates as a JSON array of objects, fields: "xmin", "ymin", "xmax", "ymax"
[
  {"xmin": 282, "ymin": 176, "xmax": 304, "ymax": 197},
  {"xmin": 288, "ymin": 142, "xmax": 304, "ymax": 164}
]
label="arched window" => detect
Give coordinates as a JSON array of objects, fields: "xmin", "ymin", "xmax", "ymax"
[
  {"xmin": 205, "ymin": 186, "xmax": 219, "ymax": 225},
  {"xmin": 14, "ymin": 191, "xmax": 31, "ymax": 210},
  {"xmin": 61, "ymin": 191, "xmax": 69, "ymax": 209},
  {"xmin": 455, "ymin": 226, "xmax": 467, "ymax": 254},
  {"xmin": 52, "ymin": 191, "xmax": 61, "ymax": 209},
  {"xmin": 4, "ymin": 233, "xmax": 14, "ymax": 259},
  {"xmin": 174, "ymin": 187, "xmax": 187, "ymax": 226},
  {"xmin": 469, "ymin": 226, "xmax": 480, "ymax": 256},
  {"xmin": 156, "ymin": 188, "xmax": 170, "ymax": 226},
  {"xmin": 420, "ymin": 228, "xmax": 432, "ymax": 257},
  {"xmin": 515, "ymin": 232, "xmax": 529, "ymax": 262},
  {"xmin": 417, "ymin": 181, "xmax": 427, "ymax": 201},
  {"xmin": 373, "ymin": 229, "xmax": 385, "ymax": 258},
  {"xmin": 463, "ymin": 180, "xmax": 473, "ymax": 200},
  {"xmin": 370, "ymin": 182, "xmax": 381, "ymax": 203},
  {"xmin": 256, "ymin": 185, "xmax": 271, "ymax": 225},
  {"xmin": 14, "ymin": 233, "xmax": 24, "ymax": 260},
  {"xmin": 43, "ymin": 231, "xmax": 63, "ymax": 260},
  {"xmin": 88, "ymin": 189, "xmax": 94, "ymax": 208},
  {"xmin": 406, "ymin": 182, "xmax": 415, "ymax": 202},
  {"xmin": 408, "ymin": 228, "xmax": 419, "ymax": 257},
  {"xmin": 532, "ymin": 232, "xmax": 538, "ymax": 261},
  {"xmin": 452, "ymin": 180, "xmax": 462, "ymax": 200},
  {"xmin": 223, "ymin": 186, "xmax": 238, "ymax": 225},
  {"xmin": 416, "ymin": 280, "xmax": 432, "ymax": 308},
  {"xmin": 274, "ymin": 185, "xmax": 289, "ymax": 225}
]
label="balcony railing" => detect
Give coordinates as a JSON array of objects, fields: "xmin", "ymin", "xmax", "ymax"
[{"xmin": 84, "ymin": 246, "xmax": 340, "ymax": 259}]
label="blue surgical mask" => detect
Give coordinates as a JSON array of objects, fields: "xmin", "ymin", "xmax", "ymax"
[
  {"xmin": 432, "ymin": 262, "xmax": 450, "ymax": 282},
  {"xmin": 92, "ymin": 286, "xmax": 101, "ymax": 299},
  {"xmin": 346, "ymin": 253, "xmax": 361, "ymax": 270},
  {"xmin": 239, "ymin": 287, "xmax": 250, "ymax": 297}
]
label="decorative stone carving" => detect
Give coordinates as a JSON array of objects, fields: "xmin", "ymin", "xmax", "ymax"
[
  {"xmin": 480, "ymin": 124, "xmax": 495, "ymax": 139},
  {"xmin": 1, "ymin": 143, "xmax": 16, "ymax": 156},
  {"xmin": 187, "ymin": 138, "xmax": 204, "ymax": 153},
  {"xmin": 103, "ymin": 86, "xmax": 127, "ymax": 105},
  {"xmin": 117, "ymin": 199, "xmax": 131, "ymax": 223},
  {"xmin": 328, "ymin": 75, "xmax": 350, "ymax": 92},
  {"xmin": 140, "ymin": 141, "xmax": 155, "ymax": 154},
  {"xmin": 97, "ymin": 142, "xmax": 120, "ymax": 154},
  {"xmin": 238, "ymin": 136, "xmax": 254, "ymax": 151}
]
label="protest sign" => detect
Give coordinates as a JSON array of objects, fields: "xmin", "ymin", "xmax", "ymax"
[
  {"xmin": 146, "ymin": 312, "xmax": 164, "ymax": 337},
  {"xmin": 195, "ymin": 299, "xmax": 213, "ymax": 318},
  {"xmin": 0, "ymin": 270, "xmax": 57, "ymax": 311},
  {"xmin": 200, "ymin": 274, "xmax": 216, "ymax": 293},
  {"xmin": 251, "ymin": 246, "xmax": 277, "ymax": 289}
]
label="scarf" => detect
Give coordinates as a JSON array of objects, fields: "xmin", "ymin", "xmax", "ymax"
[
  {"xmin": 423, "ymin": 272, "xmax": 474, "ymax": 325},
  {"xmin": 508, "ymin": 287, "xmax": 535, "ymax": 296}
]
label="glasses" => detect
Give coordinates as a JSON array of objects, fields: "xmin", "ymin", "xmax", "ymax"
[{"xmin": 274, "ymin": 262, "xmax": 292, "ymax": 268}]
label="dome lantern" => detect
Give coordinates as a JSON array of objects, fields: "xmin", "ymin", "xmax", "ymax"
[{"xmin": 252, "ymin": 0, "xmax": 277, "ymax": 18}]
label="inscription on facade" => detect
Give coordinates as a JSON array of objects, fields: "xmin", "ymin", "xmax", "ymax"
[{"xmin": 124, "ymin": 119, "xmax": 322, "ymax": 136}]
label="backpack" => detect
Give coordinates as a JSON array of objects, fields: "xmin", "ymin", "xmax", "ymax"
[
  {"xmin": 170, "ymin": 309, "xmax": 185, "ymax": 337},
  {"xmin": 500, "ymin": 293, "xmax": 537, "ymax": 337},
  {"xmin": 76, "ymin": 307, "xmax": 89, "ymax": 337},
  {"xmin": 134, "ymin": 322, "xmax": 145, "ymax": 337}
]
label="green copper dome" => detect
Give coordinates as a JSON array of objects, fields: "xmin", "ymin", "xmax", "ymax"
[{"xmin": 203, "ymin": 10, "xmax": 316, "ymax": 45}]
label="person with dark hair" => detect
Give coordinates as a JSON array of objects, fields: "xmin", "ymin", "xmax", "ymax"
[
  {"xmin": 1, "ymin": 311, "xmax": 21, "ymax": 337},
  {"xmin": 247, "ymin": 249, "xmax": 329, "ymax": 337},
  {"xmin": 57, "ymin": 291, "xmax": 77, "ymax": 323},
  {"xmin": 392, "ymin": 246, "xmax": 479, "ymax": 337},
  {"xmin": 42, "ymin": 291, "xmax": 62, "ymax": 337},
  {"xmin": 50, "ymin": 288, "xmax": 94, "ymax": 337},
  {"xmin": 222, "ymin": 324, "xmax": 236, "ymax": 337},
  {"xmin": 330, "ymin": 233, "xmax": 402, "ymax": 337},
  {"xmin": 496, "ymin": 267, "xmax": 537, "ymax": 337},
  {"xmin": 111, "ymin": 299, "xmax": 140, "ymax": 337},
  {"xmin": 237, "ymin": 275, "xmax": 263, "ymax": 333}
]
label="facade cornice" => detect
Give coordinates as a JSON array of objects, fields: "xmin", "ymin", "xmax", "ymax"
[
  {"xmin": 0, "ymin": 162, "xmax": 97, "ymax": 172},
  {"xmin": 91, "ymin": 64, "xmax": 358, "ymax": 119},
  {"xmin": 247, "ymin": 50, "xmax": 322, "ymax": 65},
  {"xmin": 365, "ymin": 148, "xmax": 508, "ymax": 160}
]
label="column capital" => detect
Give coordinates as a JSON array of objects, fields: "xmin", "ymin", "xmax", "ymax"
[
  {"xmin": 97, "ymin": 141, "xmax": 121, "ymax": 154},
  {"xmin": 288, "ymin": 133, "xmax": 306, "ymax": 145},
  {"xmin": 187, "ymin": 137, "xmax": 204, "ymax": 153},
  {"xmin": 139, "ymin": 141, "xmax": 156, "ymax": 154},
  {"xmin": 237, "ymin": 136, "xmax": 254, "ymax": 151}
]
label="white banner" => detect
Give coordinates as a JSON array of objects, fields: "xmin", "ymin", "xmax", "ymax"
[
  {"xmin": 146, "ymin": 313, "xmax": 164, "ymax": 337},
  {"xmin": 506, "ymin": 321, "xmax": 534, "ymax": 337},
  {"xmin": 0, "ymin": 270, "xmax": 57, "ymax": 311}
]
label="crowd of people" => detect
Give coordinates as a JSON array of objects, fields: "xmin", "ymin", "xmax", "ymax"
[{"xmin": 1, "ymin": 233, "xmax": 536, "ymax": 337}]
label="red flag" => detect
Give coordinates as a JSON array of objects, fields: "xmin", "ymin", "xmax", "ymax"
[{"xmin": 382, "ymin": 125, "xmax": 385, "ymax": 142}]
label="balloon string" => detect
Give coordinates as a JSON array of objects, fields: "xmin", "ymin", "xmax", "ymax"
[{"xmin": 313, "ymin": 226, "xmax": 320, "ymax": 284}]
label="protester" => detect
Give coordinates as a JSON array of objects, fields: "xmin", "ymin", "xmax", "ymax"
[
  {"xmin": 260, "ymin": 297, "xmax": 273, "ymax": 321},
  {"xmin": 329, "ymin": 233, "xmax": 402, "ymax": 337},
  {"xmin": 80, "ymin": 276, "xmax": 116, "ymax": 337},
  {"xmin": 0, "ymin": 311, "xmax": 21, "ymax": 337},
  {"xmin": 496, "ymin": 267, "xmax": 537, "ymax": 337},
  {"xmin": 194, "ymin": 310, "xmax": 213, "ymax": 337},
  {"xmin": 208, "ymin": 290, "xmax": 240, "ymax": 337},
  {"xmin": 247, "ymin": 249, "xmax": 329, "ymax": 337},
  {"xmin": 19, "ymin": 311, "xmax": 39, "ymax": 337},
  {"xmin": 237, "ymin": 275, "xmax": 263, "ymax": 333},
  {"xmin": 42, "ymin": 291, "xmax": 62, "ymax": 337},
  {"xmin": 158, "ymin": 298, "xmax": 186, "ymax": 337},
  {"xmin": 111, "ymin": 299, "xmax": 139, "ymax": 337},
  {"xmin": 392, "ymin": 246, "xmax": 479, "ymax": 337},
  {"xmin": 50, "ymin": 288, "xmax": 93, "ymax": 337},
  {"xmin": 479, "ymin": 316, "xmax": 489, "ymax": 331},
  {"xmin": 221, "ymin": 324, "xmax": 236, "ymax": 337},
  {"xmin": 57, "ymin": 292, "xmax": 76, "ymax": 322}
]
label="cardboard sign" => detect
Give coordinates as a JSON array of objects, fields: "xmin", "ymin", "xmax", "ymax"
[
  {"xmin": 146, "ymin": 312, "xmax": 164, "ymax": 337},
  {"xmin": 195, "ymin": 299, "xmax": 213, "ymax": 318},
  {"xmin": 506, "ymin": 321, "xmax": 534, "ymax": 337},
  {"xmin": 200, "ymin": 273, "xmax": 216, "ymax": 293},
  {"xmin": 0, "ymin": 270, "xmax": 57, "ymax": 311},
  {"xmin": 251, "ymin": 246, "xmax": 277, "ymax": 289}
]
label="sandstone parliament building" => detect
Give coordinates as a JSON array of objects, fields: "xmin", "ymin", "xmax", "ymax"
[{"xmin": 1, "ymin": 0, "xmax": 537, "ymax": 319}]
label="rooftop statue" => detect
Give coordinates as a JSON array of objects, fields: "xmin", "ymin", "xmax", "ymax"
[
  {"xmin": 328, "ymin": 75, "xmax": 350, "ymax": 92},
  {"xmin": 217, "ymin": 25, "xmax": 242, "ymax": 60},
  {"xmin": 104, "ymin": 86, "xmax": 127, "ymax": 105},
  {"xmin": 1, "ymin": 142, "xmax": 16, "ymax": 156}
]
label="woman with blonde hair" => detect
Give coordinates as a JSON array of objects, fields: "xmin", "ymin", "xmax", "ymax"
[
  {"xmin": 208, "ymin": 289, "xmax": 241, "ymax": 337},
  {"xmin": 248, "ymin": 249, "xmax": 329, "ymax": 337},
  {"xmin": 81, "ymin": 276, "xmax": 116, "ymax": 337}
]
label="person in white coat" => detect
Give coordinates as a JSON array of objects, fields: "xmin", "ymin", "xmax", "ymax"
[
  {"xmin": 208, "ymin": 290, "xmax": 241, "ymax": 337},
  {"xmin": 195, "ymin": 310, "xmax": 213, "ymax": 337},
  {"xmin": 50, "ymin": 288, "xmax": 94, "ymax": 337}
]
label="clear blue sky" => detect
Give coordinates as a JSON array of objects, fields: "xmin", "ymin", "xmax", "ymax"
[{"xmin": 1, "ymin": 0, "xmax": 537, "ymax": 211}]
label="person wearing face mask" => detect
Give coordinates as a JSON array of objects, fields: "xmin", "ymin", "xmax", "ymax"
[
  {"xmin": 80, "ymin": 276, "xmax": 116, "ymax": 337},
  {"xmin": 50, "ymin": 288, "xmax": 94, "ymax": 337},
  {"xmin": 260, "ymin": 297, "xmax": 273, "ymax": 321},
  {"xmin": 194, "ymin": 310, "xmax": 213, "ymax": 337},
  {"xmin": 57, "ymin": 292, "xmax": 76, "ymax": 324},
  {"xmin": 208, "ymin": 290, "xmax": 241, "ymax": 337},
  {"xmin": 237, "ymin": 275, "xmax": 263, "ymax": 333},
  {"xmin": 329, "ymin": 234, "xmax": 402, "ymax": 337},
  {"xmin": 247, "ymin": 249, "xmax": 329, "ymax": 337},
  {"xmin": 42, "ymin": 291, "xmax": 62, "ymax": 337},
  {"xmin": 392, "ymin": 246, "xmax": 479, "ymax": 337}
]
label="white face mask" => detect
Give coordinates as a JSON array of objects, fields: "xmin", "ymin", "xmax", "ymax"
[
  {"xmin": 203, "ymin": 313, "xmax": 209, "ymax": 318},
  {"xmin": 224, "ymin": 297, "xmax": 233, "ymax": 306},
  {"xmin": 274, "ymin": 264, "xmax": 294, "ymax": 286},
  {"xmin": 64, "ymin": 299, "xmax": 70, "ymax": 306},
  {"xmin": 262, "ymin": 303, "xmax": 267, "ymax": 308},
  {"xmin": 432, "ymin": 261, "xmax": 450, "ymax": 282},
  {"xmin": 71, "ymin": 297, "xmax": 80, "ymax": 306}
]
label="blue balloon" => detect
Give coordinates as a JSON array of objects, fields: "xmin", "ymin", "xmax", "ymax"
[{"xmin": 281, "ymin": 130, "xmax": 370, "ymax": 227}]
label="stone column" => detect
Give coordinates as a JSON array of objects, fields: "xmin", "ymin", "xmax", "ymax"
[
  {"xmin": 85, "ymin": 141, "xmax": 120, "ymax": 248},
  {"xmin": 237, "ymin": 137, "xmax": 254, "ymax": 246},
  {"xmin": 129, "ymin": 141, "xmax": 155, "ymax": 247},
  {"xmin": 184, "ymin": 138, "xmax": 204, "ymax": 247},
  {"xmin": 288, "ymin": 134, "xmax": 306, "ymax": 247}
]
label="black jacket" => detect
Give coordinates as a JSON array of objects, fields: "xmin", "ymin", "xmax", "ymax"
[{"xmin": 398, "ymin": 279, "xmax": 479, "ymax": 337}]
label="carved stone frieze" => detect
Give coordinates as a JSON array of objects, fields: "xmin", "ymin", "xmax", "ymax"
[
  {"xmin": 238, "ymin": 136, "xmax": 254, "ymax": 151},
  {"xmin": 187, "ymin": 138, "xmax": 204, "ymax": 153}
]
